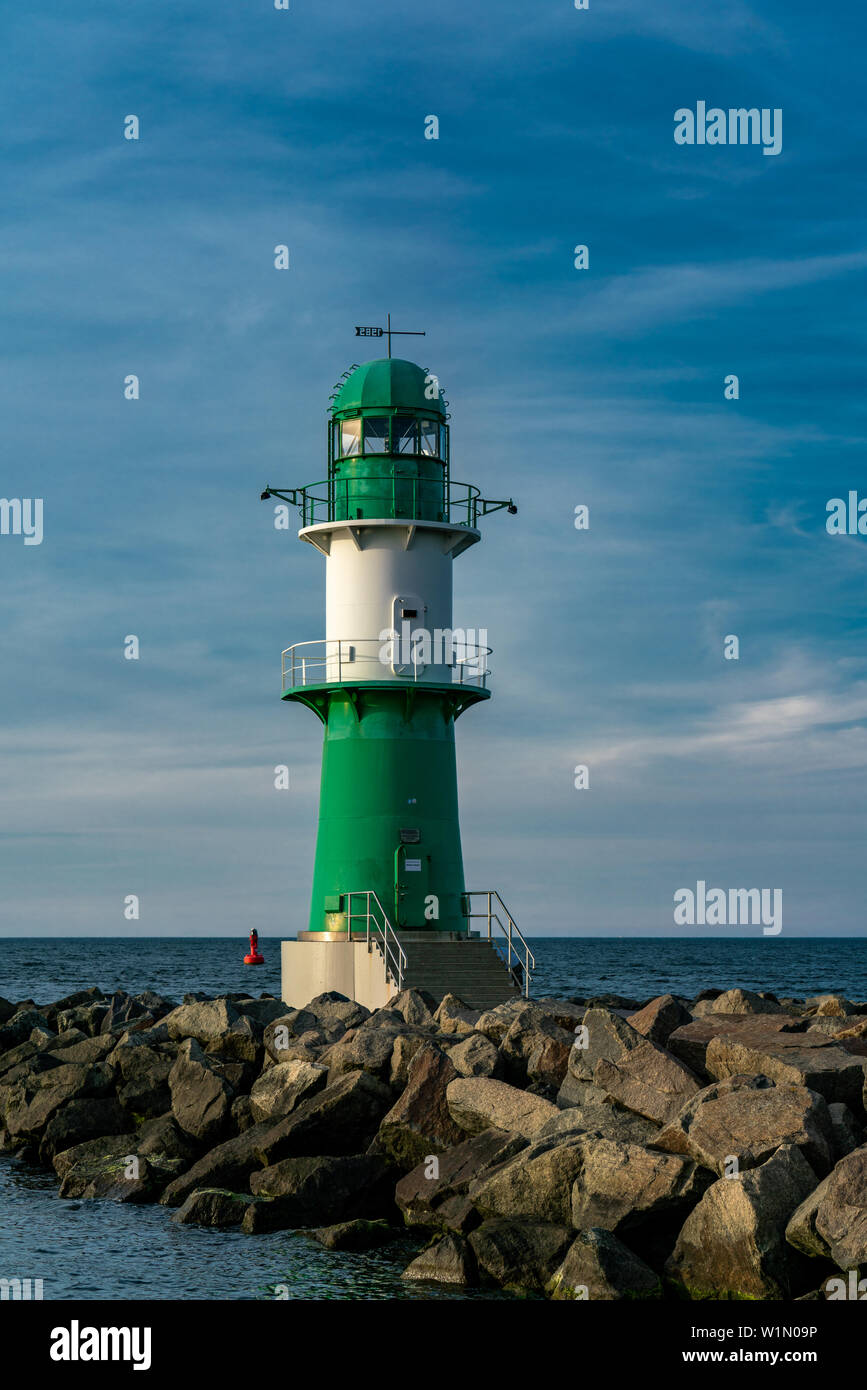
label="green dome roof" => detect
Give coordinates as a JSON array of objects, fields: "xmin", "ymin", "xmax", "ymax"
[{"xmin": 332, "ymin": 358, "xmax": 446, "ymax": 419}]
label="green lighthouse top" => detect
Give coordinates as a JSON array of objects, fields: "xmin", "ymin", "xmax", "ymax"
[{"xmin": 332, "ymin": 358, "xmax": 446, "ymax": 420}]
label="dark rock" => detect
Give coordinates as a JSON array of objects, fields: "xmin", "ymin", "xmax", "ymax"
[
  {"xmin": 666, "ymin": 1014, "xmax": 800, "ymax": 1075},
  {"xmin": 667, "ymin": 1144, "xmax": 819, "ymax": 1299},
  {"xmin": 249, "ymin": 1060, "xmax": 328, "ymax": 1123},
  {"xmin": 173, "ymin": 1188, "xmax": 257, "ymax": 1226},
  {"xmin": 310, "ymin": 1218, "xmax": 395, "ymax": 1252},
  {"xmin": 371, "ymin": 1043, "xmax": 464, "ymax": 1170},
  {"xmin": 168, "ymin": 1038, "xmax": 233, "ymax": 1144},
  {"xmin": 401, "ymin": 1232, "xmax": 477, "ymax": 1285},
  {"xmin": 538, "ymin": 1102, "xmax": 658, "ymax": 1148},
  {"xmin": 547, "ymin": 1228, "xmax": 664, "ymax": 1300},
  {"xmin": 828, "ymin": 1102, "xmax": 862, "ymax": 1160},
  {"xmin": 395, "ymin": 1128, "xmax": 526, "ymax": 1231},
  {"xmin": 39, "ymin": 1098, "xmax": 130, "ymax": 1162},
  {"xmin": 248, "ymin": 1153, "xmax": 397, "ymax": 1226},
  {"xmin": 0, "ymin": 1008, "xmax": 50, "ymax": 1052},
  {"xmin": 115, "ymin": 1045, "xmax": 173, "ymax": 1119},
  {"xmin": 499, "ymin": 1008, "xmax": 573, "ymax": 1090},
  {"xmin": 469, "ymin": 1219, "xmax": 572, "ymax": 1292},
  {"xmin": 231, "ymin": 1095, "xmax": 256, "ymax": 1134},
  {"xmin": 99, "ymin": 992, "xmax": 149, "ymax": 1035},
  {"xmin": 705, "ymin": 1032, "xmax": 867, "ymax": 1110},
  {"xmin": 561, "ymin": 1007, "xmax": 700, "ymax": 1124}
]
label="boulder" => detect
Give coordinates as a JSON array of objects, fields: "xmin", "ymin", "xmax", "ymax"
[
  {"xmin": 204, "ymin": 1015, "xmax": 262, "ymax": 1065},
  {"xmin": 499, "ymin": 1010, "xmax": 572, "ymax": 1090},
  {"xmin": 231, "ymin": 1095, "xmax": 256, "ymax": 1134},
  {"xmin": 39, "ymin": 1098, "xmax": 130, "ymax": 1162},
  {"xmin": 469, "ymin": 1134, "xmax": 591, "ymax": 1225},
  {"xmin": 58, "ymin": 1139, "xmax": 175, "ymax": 1202},
  {"xmin": 560, "ymin": 1007, "xmax": 700, "ymax": 1124},
  {"xmin": 163, "ymin": 998, "xmax": 241, "ymax": 1045},
  {"xmin": 371, "ymin": 1043, "xmax": 464, "ymax": 1170},
  {"xmin": 538, "ymin": 1102, "xmax": 658, "ymax": 1148},
  {"xmin": 446, "ymin": 1033, "xmax": 503, "ymax": 1079},
  {"xmin": 0, "ymin": 1008, "xmax": 50, "ymax": 1052},
  {"xmin": 698, "ymin": 988, "xmax": 787, "ymax": 1016},
  {"xmin": 168, "ymin": 1038, "xmax": 233, "ymax": 1144},
  {"xmin": 114, "ymin": 1046, "xmax": 173, "ymax": 1118},
  {"xmin": 704, "ymin": 1033, "xmax": 867, "ymax": 1110},
  {"xmin": 434, "ymin": 995, "xmax": 480, "ymax": 1037},
  {"xmin": 322, "ymin": 1021, "xmax": 402, "ymax": 1082},
  {"xmin": 310, "ymin": 1218, "xmax": 394, "ymax": 1252},
  {"xmin": 627, "ymin": 995, "xmax": 692, "ymax": 1048},
  {"xmin": 653, "ymin": 1075, "xmax": 834, "ymax": 1175},
  {"xmin": 666, "ymin": 1144, "xmax": 819, "ymax": 1299},
  {"xmin": 247, "ymin": 1153, "xmax": 396, "ymax": 1227},
  {"xmin": 234, "ymin": 998, "xmax": 288, "ymax": 1029},
  {"xmin": 806, "ymin": 995, "xmax": 855, "ymax": 1018},
  {"xmin": 446, "ymin": 1077, "xmax": 558, "ymax": 1139},
  {"xmin": 389, "ymin": 1033, "xmax": 428, "ymax": 1087},
  {"xmin": 263, "ymin": 1069, "xmax": 393, "ymax": 1157},
  {"xmin": 172, "ymin": 1189, "xmax": 256, "ymax": 1227},
  {"xmin": 786, "ymin": 1143, "xmax": 867, "ymax": 1269},
  {"xmin": 395, "ymin": 1128, "xmax": 526, "ymax": 1232},
  {"xmin": 99, "ymin": 992, "xmax": 150, "ymax": 1035},
  {"xmin": 159, "ymin": 1120, "xmax": 287, "ymax": 1207},
  {"xmin": 304, "ymin": 991, "xmax": 370, "ymax": 1033},
  {"xmin": 828, "ymin": 1102, "xmax": 862, "ymax": 1160},
  {"xmin": 569, "ymin": 1136, "xmax": 711, "ymax": 1261},
  {"xmin": 401, "ymin": 1232, "xmax": 477, "ymax": 1285},
  {"xmin": 468, "ymin": 1219, "xmax": 572, "ymax": 1292},
  {"xmin": 547, "ymin": 1228, "xmax": 663, "ymax": 1301},
  {"xmin": 248, "ymin": 1060, "xmax": 327, "ymax": 1124},
  {"xmin": 386, "ymin": 989, "xmax": 437, "ymax": 1028},
  {"xmin": 666, "ymin": 1013, "xmax": 800, "ymax": 1074}
]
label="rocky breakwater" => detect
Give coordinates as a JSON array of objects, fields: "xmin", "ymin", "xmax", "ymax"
[{"xmin": 1, "ymin": 982, "xmax": 867, "ymax": 1299}]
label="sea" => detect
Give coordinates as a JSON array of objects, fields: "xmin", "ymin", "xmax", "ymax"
[{"xmin": 2, "ymin": 934, "xmax": 865, "ymax": 1301}]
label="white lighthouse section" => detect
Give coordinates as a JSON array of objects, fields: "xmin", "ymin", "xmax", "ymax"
[{"xmin": 298, "ymin": 517, "xmax": 482, "ymax": 686}]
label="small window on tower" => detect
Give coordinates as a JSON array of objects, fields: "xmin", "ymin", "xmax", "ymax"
[
  {"xmin": 402, "ymin": 608, "xmax": 418, "ymax": 619},
  {"xmin": 393, "ymin": 417, "xmax": 417, "ymax": 454},
  {"xmin": 340, "ymin": 419, "xmax": 361, "ymax": 456},
  {"xmin": 420, "ymin": 420, "xmax": 439, "ymax": 457},
  {"xmin": 363, "ymin": 417, "xmax": 389, "ymax": 453}
]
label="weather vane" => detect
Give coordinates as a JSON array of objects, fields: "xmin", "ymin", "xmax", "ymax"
[{"xmin": 354, "ymin": 312, "xmax": 425, "ymax": 358}]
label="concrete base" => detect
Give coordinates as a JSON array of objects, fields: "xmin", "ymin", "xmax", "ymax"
[{"xmin": 281, "ymin": 938, "xmax": 396, "ymax": 1012}]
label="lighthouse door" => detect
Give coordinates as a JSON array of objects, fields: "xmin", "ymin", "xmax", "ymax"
[
  {"xmin": 391, "ymin": 594, "xmax": 427, "ymax": 677},
  {"xmin": 394, "ymin": 845, "xmax": 429, "ymax": 927}
]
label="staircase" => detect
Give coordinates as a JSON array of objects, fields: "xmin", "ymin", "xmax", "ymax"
[{"xmin": 401, "ymin": 934, "xmax": 522, "ymax": 1011}]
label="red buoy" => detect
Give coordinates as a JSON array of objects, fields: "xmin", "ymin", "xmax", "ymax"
[{"xmin": 244, "ymin": 929, "xmax": 264, "ymax": 965}]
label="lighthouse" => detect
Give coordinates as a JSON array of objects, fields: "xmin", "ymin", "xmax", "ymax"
[{"xmin": 263, "ymin": 331, "xmax": 534, "ymax": 1011}]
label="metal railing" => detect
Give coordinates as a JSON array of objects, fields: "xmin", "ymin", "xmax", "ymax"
[
  {"xmin": 281, "ymin": 637, "xmax": 491, "ymax": 693},
  {"xmin": 345, "ymin": 889, "xmax": 406, "ymax": 993},
  {"xmin": 294, "ymin": 477, "xmax": 481, "ymax": 529},
  {"xmin": 465, "ymin": 890, "xmax": 535, "ymax": 998}
]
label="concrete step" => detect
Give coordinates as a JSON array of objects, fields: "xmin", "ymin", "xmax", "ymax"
[{"xmin": 396, "ymin": 937, "xmax": 523, "ymax": 1010}]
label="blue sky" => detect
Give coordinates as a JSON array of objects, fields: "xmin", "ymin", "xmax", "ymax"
[{"xmin": 1, "ymin": 0, "xmax": 865, "ymax": 938}]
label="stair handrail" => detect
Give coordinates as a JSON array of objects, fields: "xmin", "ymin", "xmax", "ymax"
[
  {"xmin": 345, "ymin": 889, "xmax": 406, "ymax": 993},
  {"xmin": 464, "ymin": 890, "xmax": 535, "ymax": 998}
]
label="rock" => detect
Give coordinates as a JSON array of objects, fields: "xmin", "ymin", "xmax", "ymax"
[
  {"xmin": 262, "ymin": 1015, "xmax": 307, "ymax": 1063},
  {"xmin": 114, "ymin": 1046, "xmax": 173, "ymax": 1119},
  {"xmin": 322, "ymin": 1021, "xmax": 402, "ymax": 1082},
  {"xmin": 705, "ymin": 1033, "xmax": 867, "ymax": 1110},
  {"xmin": 39, "ymin": 1098, "xmax": 130, "ymax": 1162},
  {"xmin": 828, "ymin": 1102, "xmax": 862, "ymax": 1160},
  {"xmin": 468, "ymin": 1219, "xmax": 572, "ymax": 1292},
  {"xmin": 30, "ymin": 1026, "xmax": 56, "ymax": 1048},
  {"xmin": 304, "ymin": 991, "xmax": 370, "ymax": 1033},
  {"xmin": 666, "ymin": 1014, "xmax": 801, "ymax": 1074},
  {"xmin": 387, "ymin": 989, "xmax": 437, "ymax": 1028},
  {"xmin": 499, "ymin": 1009, "xmax": 573, "ymax": 1090},
  {"xmin": 786, "ymin": 1143, "xmax": 867, "ymax": 1269},
  {"xmin": 666, "ymin": 1144, "xmax": 819, "ymax": 1299},
  {"xmin": 44, "ymin": 988, "xmax": 105, "ymax": 1023},
  {"xmin": 160, "ymin": 1120, "xmax": 288, "ymax": 1207},
  {"xmin": 248, "ymin": 1154, "xmax": 396, "ymax": 1226},
  {"xmin": 136, "ymin": 1112, "xmax": 200, "ymax": 1164},
  {"xmin": 547, "ymin": 1228, "xmax": 663, "ymax": 1301},
  {"xmin": 235, "ymin": 998, "xmax": 287, "ymax": 1029},
  {"xmin": 0, "ymin": 1008, "xmax": 50, "ymax": 1052},
  {"xmin": 698, "ymin": 988, "xmax": 787, "ymax": 1016},
  {"xmin": 168, "ymin": 1038, "xmax": 233, "ymax": 1144},
  {"xmin": 163, "ymin": 998, "xmax": 240, "ymax": 1043},
  {"xmin": 446, "ymin": 1033, "xmax": 503, "ymax": 1079},
  {"xmin": 310, "ymin": 1218, "xmax": 394, "ymax": 1252},
  {"xmin": 231, "ymin": 1095, "xmax": 256, "ymax": 1134},
  {"xmin": 0, "ymin": 996, "xmax": 17, "ymax": 1026},
  {"xmin": 371, "ymin": 1043, "xmax": 464, "ymax": 1170},
  {"xmin": 57, "ymin": 1134, "xmax": 175, "ymax": 1201},
  {"xmin": 249, "ymin": 1061, "xmax": 328, "ymax": 1124},
  {"xmin": 401, "ymin": 1232, "xmax": 477, "ymax": 1284},
  {"xmin": 653, "ymin": 1075, "xmax": 834, "ymax": 1175},
  {"xmin": 538, "ymin": 1102, "xmax": 658, "ymax": 1147},
  {"xmin": 569, "ymin": 1136, "xmax": 711, "ymax": 1262},
  {"xmin": 627, "ymin": 995, "xmax": 692, "ymax": 1048},
  {"xmin": 172, "ymin": 1189, "xmax": 256, "ymax": 1226},
  {"xmin": 807, "ymin": 995, "xmax": 855, "ymax": 1017},
  {"xmin": 560, "ymin": 1007, "xmax": 700, "ymax": 1124},
  {"xmin": 48, "ymin": 1036, "xmax": 115, "ymax": 1067},
  {"xmin": 446, "ymin": 1077, "xmax": 559, "ymax": 1139},
  {"xmin": 56, "ymin": 1003, "xmax": 108, "ymax": 1036},
  {"xmin": 434, "ymin": 995, "xmax": 481, "ymax": 1037},
  {"xmin": 53, "ymin": 1132, "xmax": 136, "ymax": 1180},
  {"xmin": 395, "ymin": 1128, "xmax": 526, "ymax": 1232},
  {"xmin": 204, "ymin": 1015, "xmax": 262, "ymax": 1065},
  {"xmin": 99, "ymin": 992, "xmax": 149, "ymax": 1035},
  {"xmin": 263, "ymin": 1069, "xmax": 393, "ymax": 1157},
  {"xmin": 531, "ymin": 998, "xmax": 589, "ymax": 1031},
  {"xmin": 469, "ymin": 1134, "xmax": 591, "ymax": 1225},
  {"xmin": 389, "ymin": 1033, "xmax": 428, "ymax": 1087}
]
